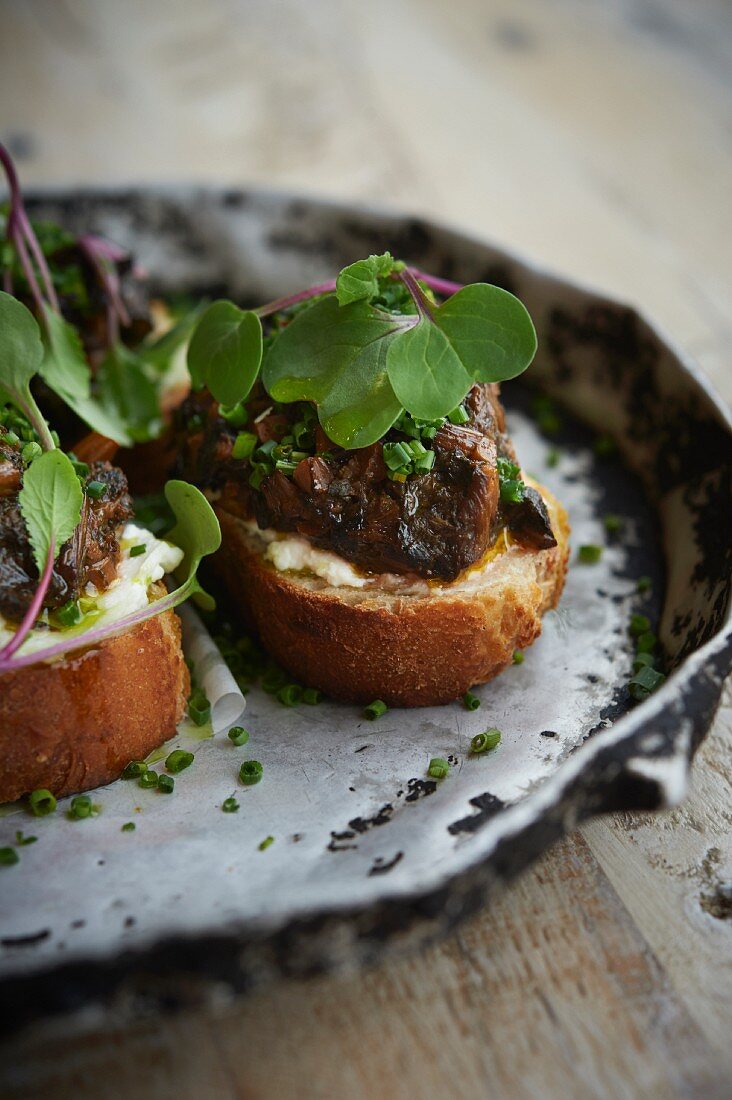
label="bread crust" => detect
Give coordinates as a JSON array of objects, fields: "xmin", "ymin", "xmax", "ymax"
[
  {"xmin": 214, "ymin": 482, "xmax": 570, "ymax": 707},
  {"xmin": 0, "ymin": 588, "xmax": 189, "ymax": 802}
]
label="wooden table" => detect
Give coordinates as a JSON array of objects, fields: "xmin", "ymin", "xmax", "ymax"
[{"xmin": 1, "ymin": 1, "xmax": 730, "ymax": 1096}]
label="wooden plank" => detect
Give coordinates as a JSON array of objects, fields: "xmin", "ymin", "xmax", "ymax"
[{"xmin": 2, "ymin": 834, "xmax": 725, "ymax": 1100}]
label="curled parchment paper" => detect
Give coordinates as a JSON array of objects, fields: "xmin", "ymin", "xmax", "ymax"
[{"xmin": 178, "ymin": 603, "xmax": 245, "ymax": 732}]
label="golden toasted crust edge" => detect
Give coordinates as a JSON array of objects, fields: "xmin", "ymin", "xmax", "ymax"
[
  {"xmin": 214, "ymin": 483, "xmax": 570, "ymax": 707},
  {"xmin": 0, "ymin": 590, "xmax": 189, "ymax": 802}
]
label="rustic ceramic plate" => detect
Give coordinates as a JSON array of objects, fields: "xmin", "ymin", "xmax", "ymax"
[{"xmin": 1, "ymin": 189, "xmax": 730, "ymax": 1037}]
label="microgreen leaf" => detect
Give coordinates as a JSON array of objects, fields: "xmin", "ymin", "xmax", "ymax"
[
  {"xmin": 385, "ymin": 317, "xmax": 472, "ymax": 421},
  {"xmin": 96, "ymin": 343, "xmax": 161, "ymax": 442},
  {"xmin": 385, "ymin": 280, "xmax": 537, "ymax": 419},
  {"xmin": 0, "ymin": 291, "xmax": 53, "ymax": 449},
  {"xmin": 163, "ymin": 480, "xmax": 222, "ymax": 611},
  {"xmin": 39, "ymin": 305, "xmax": 91, "ymax": 402},
  {"xmin": 139, "ymin": 301, "xmax": 206, "ymax": 375},
  {"xmin": 0, "ymin": 481, "xmax": 221, "ymax": 672},
  {"xmin": 187, "ymin": 301, "xmax": 262, "ymax": 407},
  {"xmin": 262, "ymin": 296, "xmax": 406, "ymax": 448},
  {"xmin": 435, "ymin": 284, "xmax": 538, "ymax": 384},
  {"xmin": 335, "ymin": 252, "xmax": 401, "ymax": 306},
  {"xmin": 18, "ymin": 449, "xmax": 83, "ymax": 575}
]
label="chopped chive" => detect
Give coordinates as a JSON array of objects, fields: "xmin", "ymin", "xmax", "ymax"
[
  {"xmin": 471, "ymin": 728, "xmax": 502, "ymax": 754},
  {"xmin": 232, "ymin": 431, "xmax": 257, "ymax": 461},
  {"xmin": 577, "ymin": 544, "xmax": 603, "ymax": 564},
  {"xmin": 500, "ymin": 478, "xmax": 525, "ymax": 504},
  {"xmin": 14, "ymin": 831, "xmax": 36, "ymax": 846},
  {"xmin": 188, "ymin": 688, "xmax": 211, "ymax": 726},
  {"xmin": 629, "ymin": 666, "xmax": 666, "ymax": 700},
  {"xmin": 239, "ymin": 760, "xmax": 264, "ymax": 786},
  {"xmin": 21, "ymin": 441, "xmax": 42, "ymax": 463},
  {"xmin": 261, "ymin": 666, "xmax": 288, "ymax": 694},
  {"xmin": 28, "ymin": 789, "xmax": 57, "ymax": 816},
  {"xmin": 277, "ymin": 683, "xmax": 303, "ymax": 707},
  {"xmin": 122, "ymin": 760, "xmax": 148, "ymax": 779},
  {"xmin": 219, "ymin": 402, "xmax": 248, "ymax": 427},
  {"xmin": 68, "ymin": 795, "xmax": 93, "ymax": 820},
  {"xmin": 222, "ymin": 797, "xmax": 239, "ymax": 813},
  {"xmin": 129, "ymin": 543, "xmax": 147, "ymax": 558},
  {"xmin": 85, "ymin": 479, "xmax": 107, "ymax": 500},
  {"xmin": 55, "ymin": 599, "xmax": 83, "ymax": 627},
  {"xmin": 603, "ymin": 514, "xmax": 623, "ymax": 535},
  {"xmin": 632, "ymin": 652, "xmax": 656, "ymax": 673},
  {"xmin": 364, "ymin": 699, "xmax": 388, "ymax": 720},
  {"xmin": 228, "ymin": 726, "xmax": 250, "ymax": 747},
  {"xmin": 463, "ymin": 691, "xmax": 481, "ymax": 711},
  {"xmin": 427, "ymin": 757, "xmax": 450, "ymax": 779},
  {"xmin": 545, "ymin": 448, "xmax": 560, "ymax": 468},
  {"xmin": 630, "ymin": 613, "xmax": 650, "ymax": 637},
  {"xmin": 139, "ymin": 771, "xmax": 159, "ymax": 789},
  {"xmin": 121, "ymin": 822, "xmax": 136, "ymax": 832},
  {"xmin": 165, "ymin": 749, "xmax": 194, "ymax": 774},
  {"xmin": 637, "ymin": 575, "xmax": 652, "ymax": 595},
  {"xmin": 512, "ymin": 649, "xmax": 524, "ymax": 665},
  {"xmin": 594, "ymin": 435, "xmax": 617, "ymax": 458},
  {"xmin": 302, "ymin": 687, "xmax": 323, "ymax": 705},
  {"xmin": 636, "ymin": 631, "xmax": 657, "ymax": 654},
  {"xmin": 0, "ymin": 848, "xmax": 19, "ymax": 867},
  {"xmin": 447, "ymin": 404, "xmax": 469, "ymax": 425},
  {"xmin": 258, "ymin": 836, "xmax": 275, "ymax": 851},
  {"xmin": 158, "ymin": 774, "xmax": 175, "ymax": 793}
]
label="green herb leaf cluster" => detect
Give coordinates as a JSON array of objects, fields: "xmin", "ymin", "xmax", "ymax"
[{"xmin": 262, "ymin": 265, "xmax": 537, "ymax": 449}]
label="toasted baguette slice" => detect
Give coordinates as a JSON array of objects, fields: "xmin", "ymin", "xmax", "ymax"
[
  {"xmin": 0, "ymin": 585, "xmax": 189, "ymax": 802},
  {"xmin": 214, "ymin": 481, "xmax": 570, "ymax": 707}
]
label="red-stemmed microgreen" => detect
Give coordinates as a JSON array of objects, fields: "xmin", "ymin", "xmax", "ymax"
[
  {"xmin": 0, "ymin": 537, "xmax": 55, "ymax": 662},
  {"xmin": 0, "ymin": 480, "xmax": 220, "ymax": 673},
  {"xmin": 188, "ymin": 250, "xmax": 537, "ymax": 449}
]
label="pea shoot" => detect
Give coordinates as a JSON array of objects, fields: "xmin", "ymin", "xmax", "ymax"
[
  {"xmin": 239, "ymin": 760, "xmax": 264, "ymax": 786},
  {"xmin": 364, "ymin": 699, "xmax": 388, "ymax": 720},
  {"xmin": 471, "ymin": 729, "xmax": 502, "ymax": 754},
  {"xmin": 427, "ymin": 757, "xmax": 450, "ymax": 779}
]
